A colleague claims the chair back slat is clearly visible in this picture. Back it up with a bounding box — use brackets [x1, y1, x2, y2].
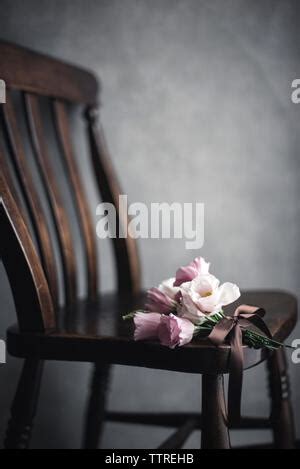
[1, 93, 59, 307]
[0, 154, 55, 332]
[85, 108, 141, 296]
[24, 93, 77, 305]
[53, 99, 98, 300]
[0, 41, 142, 333]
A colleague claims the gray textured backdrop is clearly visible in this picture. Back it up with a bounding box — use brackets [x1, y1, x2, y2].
[0, 0, 299, 448]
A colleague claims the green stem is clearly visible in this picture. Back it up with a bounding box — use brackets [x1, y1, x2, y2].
[122, 311, 138, 321]
[194, 314, 285, 351]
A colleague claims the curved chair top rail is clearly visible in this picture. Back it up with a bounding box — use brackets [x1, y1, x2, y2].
[0, 41, 99, 105]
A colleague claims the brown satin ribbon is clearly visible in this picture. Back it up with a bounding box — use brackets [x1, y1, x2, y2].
[208, 305, 272, 427]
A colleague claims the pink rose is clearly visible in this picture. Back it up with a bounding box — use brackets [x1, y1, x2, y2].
[134, 312, 161, 341]
[146, 278, 179, 313]
[133, 312, 195, 349]
[158, 314, 195, 349]
[174, 256, 210, 287]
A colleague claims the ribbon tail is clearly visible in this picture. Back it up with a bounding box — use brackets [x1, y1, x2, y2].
[208, 317, 235, 346]
[228, 324, 244, 427]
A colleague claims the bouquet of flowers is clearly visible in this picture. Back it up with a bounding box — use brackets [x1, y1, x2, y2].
[123, 256, 283, 351]
[124, 256, 289, 426]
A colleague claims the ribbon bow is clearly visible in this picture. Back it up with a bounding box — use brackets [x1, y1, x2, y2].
[208, 305, 272, 427]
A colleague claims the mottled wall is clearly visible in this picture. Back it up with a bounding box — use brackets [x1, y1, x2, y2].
[0, 0, 299, 448]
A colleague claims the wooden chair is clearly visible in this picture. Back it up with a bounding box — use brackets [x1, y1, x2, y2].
[0, 41, 297, 449]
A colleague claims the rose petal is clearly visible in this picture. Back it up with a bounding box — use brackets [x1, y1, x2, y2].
[174, 257, 210, 286]
[215, 282, 241, 307]
[158, 314, 195, 348]
[146, 288, 176, 313]
[134, 312, 161, 341]
[159, 278, 179, 300]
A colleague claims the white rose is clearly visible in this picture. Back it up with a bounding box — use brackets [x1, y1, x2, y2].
[158, 278, 180, 300]
[177, 273, 240, 323]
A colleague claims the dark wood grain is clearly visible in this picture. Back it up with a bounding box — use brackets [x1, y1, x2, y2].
[201, 374, 231, 449]
[82, 363, 111, 449]
[4, 359, 44, 449]
[6, 290, 297, 373]
[1, 92, 59, 307]
[0, 167, 55, 332]
[0, 41, 98, 105]
[267, 348, 296, 448]
[53, 99, 98, 300]
[85, 107, 141, 296]
[0, 40, 297, 449]
[24, 93, 77, 305]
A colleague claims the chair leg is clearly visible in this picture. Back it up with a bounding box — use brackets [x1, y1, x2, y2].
[4, 358, 44, 449]
[82, 362, 111, 449]
[201, 374, 231, 449]
[267, 348, 295, 449]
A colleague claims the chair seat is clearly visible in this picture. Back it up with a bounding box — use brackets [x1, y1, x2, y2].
[7, 290, 297, 374]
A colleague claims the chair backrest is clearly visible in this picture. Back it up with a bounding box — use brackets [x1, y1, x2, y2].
[0, 41, 141, 333]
